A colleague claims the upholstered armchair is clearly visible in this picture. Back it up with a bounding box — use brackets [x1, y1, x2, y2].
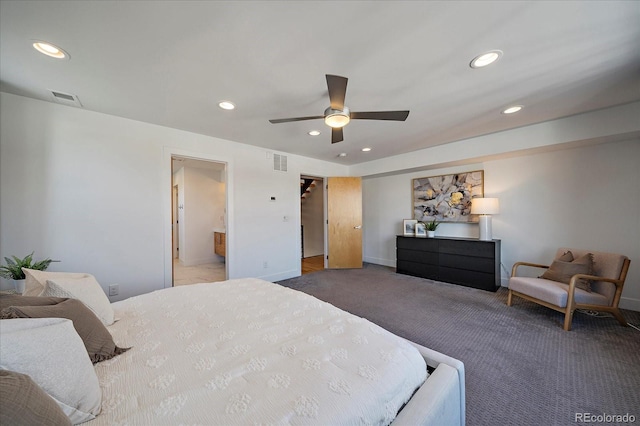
[507, 248, 630, 331]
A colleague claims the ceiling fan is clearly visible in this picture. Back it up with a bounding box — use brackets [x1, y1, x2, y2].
[269, 74, 410, 144]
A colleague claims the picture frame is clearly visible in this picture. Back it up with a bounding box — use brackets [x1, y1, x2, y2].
[403, 219, 417, 236]
[415, 221, 427, 237]
[412, 170, 484, 223]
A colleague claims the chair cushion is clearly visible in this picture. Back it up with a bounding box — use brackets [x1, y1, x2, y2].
[509, 276, 609, 308]
[540, 251, 593, 292]
[557, 248, 628, 304]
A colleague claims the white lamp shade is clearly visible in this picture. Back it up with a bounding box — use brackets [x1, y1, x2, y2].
[471, 198, 500, 215]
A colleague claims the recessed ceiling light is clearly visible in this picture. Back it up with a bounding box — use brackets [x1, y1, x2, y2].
[308, 130, 321, 136]
[362, 147, 372, 152]
[218, 101, 235, 110]
[32, 41, 69, 59]
[470, 50, 503, 68]
[502, 105, 523, 114]
[338, 153, 347, 157]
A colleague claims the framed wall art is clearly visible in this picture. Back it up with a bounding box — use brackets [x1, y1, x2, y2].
[403, 219, 417, 236]
[412, 170, 484, 223]
[415, 221, 427, 237]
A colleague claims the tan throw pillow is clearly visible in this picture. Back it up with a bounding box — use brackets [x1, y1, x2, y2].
[541, 252, 594, 292]
[42, 276, 114, 326]
[0, 318, 102, 424]
[21, 269, 91, 297]
[556, 250, 574, 262]
[0, 369, 72, 426]
[0, 298, 129, 363]
[0, 294, 64, 311]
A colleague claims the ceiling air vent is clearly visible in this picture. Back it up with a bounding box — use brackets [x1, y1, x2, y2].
[49, 90, 83, 108]
[273, 154, 288, 172]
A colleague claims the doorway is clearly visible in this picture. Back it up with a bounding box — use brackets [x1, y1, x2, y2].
[171, 156, 227, 285]
[300, 175, 325, 274]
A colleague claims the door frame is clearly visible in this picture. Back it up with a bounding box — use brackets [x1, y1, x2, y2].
[162, 147, 234, 288]
[299, 174, 327, 268]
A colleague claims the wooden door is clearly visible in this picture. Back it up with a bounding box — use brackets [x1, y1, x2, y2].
[327, 177, 362, 269]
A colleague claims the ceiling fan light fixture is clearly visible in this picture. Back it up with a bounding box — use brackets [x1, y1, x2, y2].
[32, 41, 69, 59]
[470, 50, 502, 68]
[324, 107, 350, 128]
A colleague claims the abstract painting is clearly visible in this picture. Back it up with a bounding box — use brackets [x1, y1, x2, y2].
[412, 171, 484, 222]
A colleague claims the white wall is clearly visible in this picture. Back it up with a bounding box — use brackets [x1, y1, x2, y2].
[2, 92, 638, 311]
[181, 165, 225, 266]
[301, 179, 324, 258]
[363, 139, 640, 310]
[0, 93, 348, 300]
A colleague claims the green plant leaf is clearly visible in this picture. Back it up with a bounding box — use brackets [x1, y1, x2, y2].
[0, 252, 58, 280]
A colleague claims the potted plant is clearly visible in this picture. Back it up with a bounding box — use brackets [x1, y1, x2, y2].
[0, 252, 59, 293]
[425, 219, 439, 238]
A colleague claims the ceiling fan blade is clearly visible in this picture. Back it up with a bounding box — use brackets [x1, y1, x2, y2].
[326, 74, 348, 110]
[269, 115, 324, 124]
[331, 127, 343, 144]
[350, 110, 410, 121]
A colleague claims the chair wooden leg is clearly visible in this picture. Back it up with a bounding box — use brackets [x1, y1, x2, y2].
[611, 309, 628, 326]
[507, 290, 513, 306]
[563, 309, 574, 331]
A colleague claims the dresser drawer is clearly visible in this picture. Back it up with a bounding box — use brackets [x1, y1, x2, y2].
[440, 253, 495, 273]
[439, 239, 495, 258]
[439, 267, 498, 291]
[397, 236, 439, 252]
[397, 248, 438, 265]
[397, 260, 439, 279]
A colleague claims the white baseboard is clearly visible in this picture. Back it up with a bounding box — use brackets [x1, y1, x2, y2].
[620, 297, 640, 312]
[257, 269, 300, 283]
[363, 256, 395, 267]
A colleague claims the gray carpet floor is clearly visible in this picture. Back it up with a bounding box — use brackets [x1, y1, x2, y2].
[277, 263, 640, 426]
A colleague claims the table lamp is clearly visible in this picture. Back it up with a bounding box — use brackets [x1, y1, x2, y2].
[471, 198, 499, 241]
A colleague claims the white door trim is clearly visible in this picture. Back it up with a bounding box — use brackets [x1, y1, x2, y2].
[162, 146, 234, 288]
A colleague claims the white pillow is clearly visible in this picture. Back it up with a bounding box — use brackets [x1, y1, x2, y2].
[0, 318, 102, 424]
[42, 276, 115, 326]
[22, 268, 91, 297]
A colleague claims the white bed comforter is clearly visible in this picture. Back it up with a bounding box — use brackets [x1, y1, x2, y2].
[92, 278, 427, 425]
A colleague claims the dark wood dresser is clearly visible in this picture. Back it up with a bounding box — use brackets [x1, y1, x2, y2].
[396, 235, 501, 291]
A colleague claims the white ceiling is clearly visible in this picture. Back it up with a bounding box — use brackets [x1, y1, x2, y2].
[1, 1, 639, 165]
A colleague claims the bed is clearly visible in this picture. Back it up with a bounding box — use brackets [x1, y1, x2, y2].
[1, 276, 465, 425]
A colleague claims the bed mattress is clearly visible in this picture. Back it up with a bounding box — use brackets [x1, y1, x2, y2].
[91, 278, 428, 425]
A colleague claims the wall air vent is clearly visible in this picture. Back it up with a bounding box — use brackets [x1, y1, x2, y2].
[49, 90, 83, 108]
[273, 153, 288, 172]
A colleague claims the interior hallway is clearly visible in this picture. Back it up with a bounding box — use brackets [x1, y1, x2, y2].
[302, 255, 324, 275]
